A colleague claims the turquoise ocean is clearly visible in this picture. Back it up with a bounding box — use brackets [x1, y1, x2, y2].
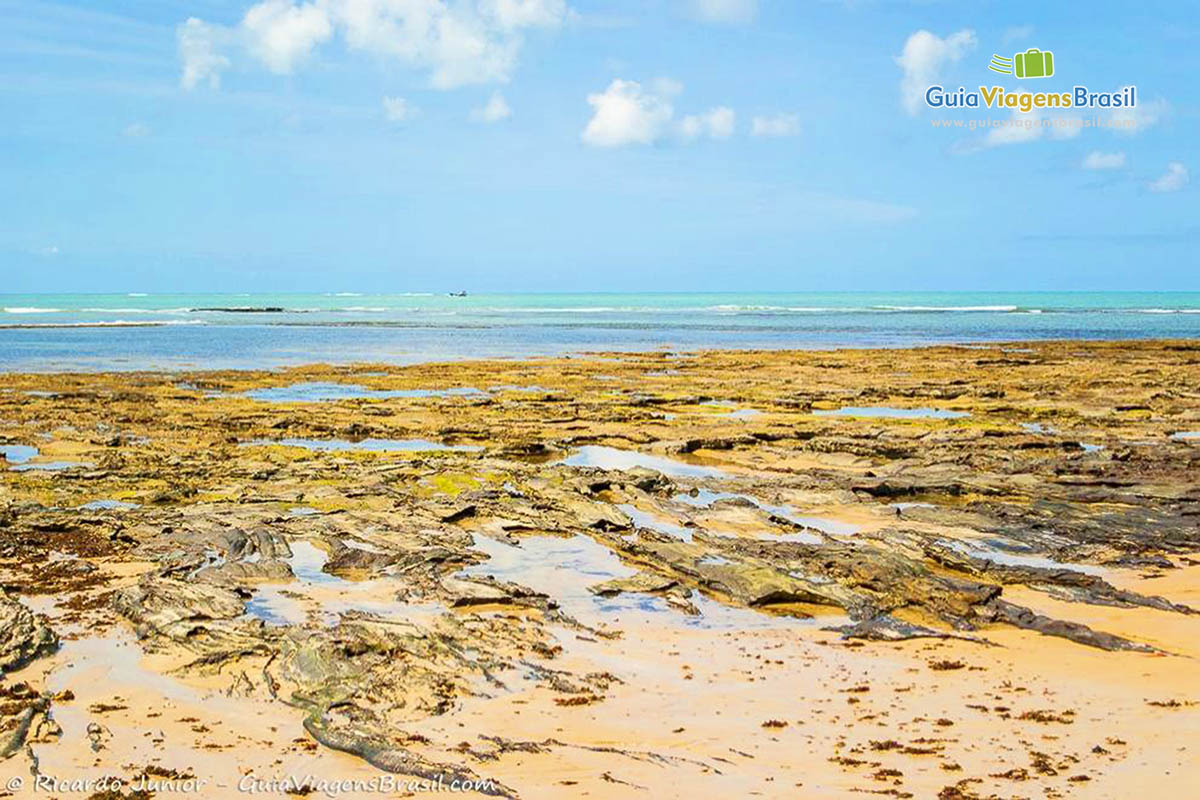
[1, 292, 1199, 372]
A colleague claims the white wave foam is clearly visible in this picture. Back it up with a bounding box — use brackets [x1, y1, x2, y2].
[490, 307, 636, 313]
[0, 319, 206, 328]
[3, 307, 62, 313]
[704, 305, 849, 313]
[488, 305, 842, 314]
[874, 305, 1020, 312]
[79, 307, 191, 314]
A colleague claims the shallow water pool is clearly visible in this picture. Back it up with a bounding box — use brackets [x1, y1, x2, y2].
[79, 499, 140, 511]
[12, 460, 90, 472]
[942, 539, 1106, 576]
[241, 437, 482, 453]
[674, 489, 859, 538]
[558, 446, 728, 478]
[0, 444, 38, 464]
[617, 504, 694, 542]
[814, 406, 970, 419]
[242, 382, 487, 402]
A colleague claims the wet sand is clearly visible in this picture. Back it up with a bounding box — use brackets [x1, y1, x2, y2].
[1, 340, 1198, 798]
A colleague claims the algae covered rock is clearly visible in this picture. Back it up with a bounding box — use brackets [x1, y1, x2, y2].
[0, 591, 58, 674]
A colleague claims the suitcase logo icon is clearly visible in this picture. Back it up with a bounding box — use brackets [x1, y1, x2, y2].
[988, 48, 1055, 79]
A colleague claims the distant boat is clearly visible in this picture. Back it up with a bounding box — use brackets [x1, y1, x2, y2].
[448, 291, 468, 297]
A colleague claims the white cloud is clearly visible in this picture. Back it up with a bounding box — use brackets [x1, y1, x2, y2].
[241, 0, 332, 74]
[896, 28, 976, 115]
[751, 113, 800, 138]
[179, 0, 568, 91]
[1110, 94, 1167, 136]
[980, 118, 1041, 148]
[688, 0, 757, 24]
[471, 91, 512, 123]
[1082, 150, 1125, 170]
[178, 17, 231, 89]
[581, 79, 675, 147]
[681, 106, 735, 140]
[329, 1, 515, 89]
[581, 79, 736, 147]
[1148, 161, 1188, 193]
[951, 90, 1081, 153]
[481, 0, 567, 30]
[1050, 122, 1082, 141]
[956, 87, 1169, 154]
[123, 122, 151, 138]
[967, 118, 1076, 151]
[382, 96, 416, 123]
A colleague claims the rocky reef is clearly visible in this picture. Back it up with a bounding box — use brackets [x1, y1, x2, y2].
[1, 340, 1198, 797]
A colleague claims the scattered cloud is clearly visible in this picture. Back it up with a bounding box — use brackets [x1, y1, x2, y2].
[34, 245, 59, 257]
[1110, 94, 1168, 136]
[950, 89, 1084, 154]
[1082, 150, 1125, 170]
[581, 79, 675, 147]
[751, 113, 800, 137]
[581, 79, 735, 147]
[123, 122, 151, 138]
[951, 86, 1170, 154]
[1148, 161, 1188, 193]
[896, 28, 976, 115]
[241, 0, 332, 73]
[565, 11, 634, 30]
[178, 17, 231, 89]
[178, 0, 568, 91]
[484, 0, 568, 29]
[681, 107, 735, 140]
[687, 0, 757, 25]
[1002, 24, 1034, 44]
[382, 96, 417, 123]
[471, 91, 512, 123]
[979, 120, 1041, 148]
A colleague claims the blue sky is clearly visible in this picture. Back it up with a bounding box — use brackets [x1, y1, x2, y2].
[1, 0, 1196, 292]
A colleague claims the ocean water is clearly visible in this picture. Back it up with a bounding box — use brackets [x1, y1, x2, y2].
[1, 292, 1198, 372]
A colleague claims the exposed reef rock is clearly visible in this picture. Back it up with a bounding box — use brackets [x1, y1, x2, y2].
[2, 340, 1199, 791]
[0, 592, 57, 674]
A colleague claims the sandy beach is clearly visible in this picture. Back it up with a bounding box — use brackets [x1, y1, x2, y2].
[1, 340, 1198, 799]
